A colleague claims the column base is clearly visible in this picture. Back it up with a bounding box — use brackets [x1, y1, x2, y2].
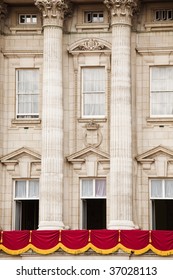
[108, 220, 137, 229]
[38, 221, 65, 230]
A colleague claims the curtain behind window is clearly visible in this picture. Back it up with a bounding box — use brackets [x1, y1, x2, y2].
[83, 67, 105, 116]
[17, 69, 39, 115]
[151, 67, 173, 116]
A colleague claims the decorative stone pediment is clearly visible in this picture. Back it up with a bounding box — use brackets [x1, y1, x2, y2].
[0, 147, 41, 176]
[68, 38, 111, 54]
[136, 145, 173, 175]
[136, 145, 173, 162]
[67, 146, 110, 176]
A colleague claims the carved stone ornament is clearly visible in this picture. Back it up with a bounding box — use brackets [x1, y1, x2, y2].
[0, 1, 7, 21]
[35, 0, 72, 21]
[78, 38, 106, 51]
[68, 38, 111, 54]
[104, 0, 139, 18]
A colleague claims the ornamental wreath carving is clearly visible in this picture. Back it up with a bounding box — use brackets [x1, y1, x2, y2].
[78, 39, 106, 51]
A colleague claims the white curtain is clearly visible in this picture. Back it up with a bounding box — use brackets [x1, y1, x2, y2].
[81, 179, 106, 197]
[165, 180, 173, 198]
[28, 180, 39, 198]
[15, 180, 39, 198]
[95, 179, 106, 197]
[151, 180, 162, 198]
[151, 66, 173, 116]
[17, 69, 39, 115]
[83, 67, 105, 116]
[81, 180, 93, 197]
[15, 181, 26, 198]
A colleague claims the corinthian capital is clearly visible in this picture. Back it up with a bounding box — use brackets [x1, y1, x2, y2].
[35, 0, 72, 26]
[104, 0, 140, 25]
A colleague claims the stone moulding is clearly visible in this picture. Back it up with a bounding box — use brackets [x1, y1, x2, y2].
[68, 38, 111, 54]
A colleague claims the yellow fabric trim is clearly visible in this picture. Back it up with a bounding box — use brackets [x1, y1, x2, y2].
[118, 244, 151, 255]
[0, 244, 31, 255]
[150, 245, 173, 256]
[1, 243, 173, 256]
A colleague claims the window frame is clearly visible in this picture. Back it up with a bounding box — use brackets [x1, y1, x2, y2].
[150, 66, 173, 118]
[14, 179, 39, 200]
[84, 11, 104, 23]
[16, 68, 39, 119]
[154, 9, 173, 21]
[81, 66, 106, 119]
[80, 178, 106, 199]
[19, 14, 38, 24]
[150, 179, 173, 200]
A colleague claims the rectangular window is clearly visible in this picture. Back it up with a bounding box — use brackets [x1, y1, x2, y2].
[81, 178, 106, 229]
[19, 14, 37, 24]
[81, 178, 106, 198]
[82, 67, 105, 118]
[150, 179, 173, 230]
[85, 12, 104, 23]
[155, 9, 173, 21]
[150, 66, 173, 117]
[14, 180, 39, 199]
[16, 69, 39, 118]
[14, 180, 39, 230]
[150, 179, 173, 199]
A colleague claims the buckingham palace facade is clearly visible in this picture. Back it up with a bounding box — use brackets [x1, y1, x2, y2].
[1, 0, 173, 259]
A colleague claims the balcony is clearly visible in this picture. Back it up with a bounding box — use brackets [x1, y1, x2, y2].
[1, 229, 173, 257]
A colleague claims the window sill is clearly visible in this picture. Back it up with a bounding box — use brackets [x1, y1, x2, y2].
[78, 118, 107, 123]
[10, 27, 42, 34]
[146, 117, 173, 124]
[11, 118, 41, 128]
[144, 22, 173, 31]
[76, 24, 109, 32]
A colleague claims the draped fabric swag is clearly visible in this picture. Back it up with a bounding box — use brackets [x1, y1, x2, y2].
[1, 230, 173, 256]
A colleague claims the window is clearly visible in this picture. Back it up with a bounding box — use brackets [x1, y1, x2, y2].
[14, 180, 39, 230]
[155, 9, 173, 21]
[82, 67, 105, 118]
[16, 69, 39, 118]
[19, 14, 37, 24]
[150, 179, 173, 230]
[81, 178, 106, 198]
[150, 66, 173, 117]
[85, 11, 104, 23]
[14, 180, 39, 199]
[81, 178, 106, 229]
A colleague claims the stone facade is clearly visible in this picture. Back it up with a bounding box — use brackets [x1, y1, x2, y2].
[0, 0, 173, 244]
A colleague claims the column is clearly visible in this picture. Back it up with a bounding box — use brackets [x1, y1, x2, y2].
[104, 0, 139, 229]
[35, 0, 70, 229]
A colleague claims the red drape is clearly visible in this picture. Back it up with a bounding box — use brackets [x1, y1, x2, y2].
[1, 230, 173, 256]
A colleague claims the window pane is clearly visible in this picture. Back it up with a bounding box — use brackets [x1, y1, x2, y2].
[15, 181, 26, 198]
[151, 180, 162, 198]
[95, 179, 106, 197]
[165, 180, 173, 198]
[17, 69, 39, 116]
[28, 181, 39, 198]
[81, 180, 93, 197]
[151, 67, 173, 116]
[82, 67, 105, 116]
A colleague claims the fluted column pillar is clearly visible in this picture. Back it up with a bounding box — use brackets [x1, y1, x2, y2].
[104, 0, 139, 229]
[35, 0, 70, 229]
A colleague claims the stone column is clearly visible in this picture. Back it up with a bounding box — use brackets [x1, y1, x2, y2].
[35, 0, 70, 229]
[104, 0, 139, 229]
